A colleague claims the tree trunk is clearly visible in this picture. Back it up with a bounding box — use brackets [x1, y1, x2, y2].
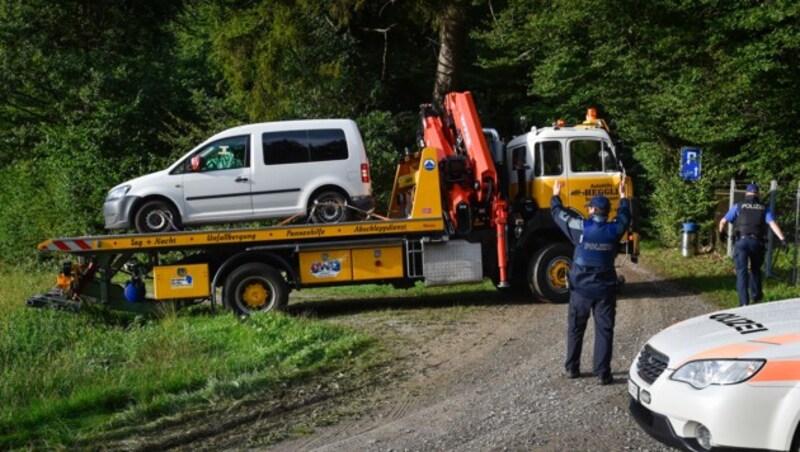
[432, 2, 468, 103]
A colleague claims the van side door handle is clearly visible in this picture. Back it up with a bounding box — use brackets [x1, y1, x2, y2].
[235, 176, 249, 183]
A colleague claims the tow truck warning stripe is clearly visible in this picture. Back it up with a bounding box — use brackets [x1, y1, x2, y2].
[53, 241, 71, 251]
[49, 240, 92, 251]
[750, 360, 800, 382]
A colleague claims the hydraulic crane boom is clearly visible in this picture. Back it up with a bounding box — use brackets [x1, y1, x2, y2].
[420, 92, 509, 286]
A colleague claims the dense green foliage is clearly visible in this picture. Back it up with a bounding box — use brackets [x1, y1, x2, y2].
[0, 267, 378, 448]
[477, 0, 800, 242]
[1, 0, 799, 258]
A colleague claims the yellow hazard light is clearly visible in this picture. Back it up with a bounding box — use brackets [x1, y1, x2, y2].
[556, 119, 566, 128]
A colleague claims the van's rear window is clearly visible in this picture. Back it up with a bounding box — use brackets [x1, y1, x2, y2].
[263, 129, 348, 165]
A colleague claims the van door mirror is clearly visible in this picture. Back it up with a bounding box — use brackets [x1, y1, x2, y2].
[190, 155, 202, 172]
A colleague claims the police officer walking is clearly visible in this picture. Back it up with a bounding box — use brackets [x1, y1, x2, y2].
[551, 180, 630, 385]
[718, 183, 788, 306]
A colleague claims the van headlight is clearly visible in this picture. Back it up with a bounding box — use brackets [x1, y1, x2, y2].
[671, 359, 765, 389]
[106, 185, 131, 201]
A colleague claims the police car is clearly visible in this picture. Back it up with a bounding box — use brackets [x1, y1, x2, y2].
[628, 299, 800, 451]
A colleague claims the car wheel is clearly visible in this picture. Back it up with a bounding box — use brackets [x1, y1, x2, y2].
[527, 242, 573, 303]
[134, 200, 182, 233]
[309, 190, 350, 223]
[223, 263, 288, 316]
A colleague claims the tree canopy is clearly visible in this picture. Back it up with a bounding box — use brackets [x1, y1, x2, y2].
[1, 0, 798, 261]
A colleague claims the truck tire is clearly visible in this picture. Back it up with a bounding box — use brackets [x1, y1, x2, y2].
[134, 200, 182, 233]
[223, 263, 288, 315]
[528, 242, 572, 303]
[309, 190, 350, 224]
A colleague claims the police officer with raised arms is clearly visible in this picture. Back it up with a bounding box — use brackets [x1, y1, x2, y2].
[718, 183, 788, 306]
[551, 180, 630, 385]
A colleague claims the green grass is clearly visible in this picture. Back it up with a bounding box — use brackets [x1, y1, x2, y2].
[0, 266, 383, 449]
[640, 240, 800, 308]
[15, 241, 796, 448]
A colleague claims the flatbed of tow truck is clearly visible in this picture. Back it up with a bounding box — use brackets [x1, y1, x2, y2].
[38, 216, 446, 254]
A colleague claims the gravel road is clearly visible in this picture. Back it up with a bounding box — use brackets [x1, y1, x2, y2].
[271, 260, 714, 451]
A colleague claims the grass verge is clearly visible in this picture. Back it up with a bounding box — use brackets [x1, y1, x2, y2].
[0, 266, 385, 449]
[640, 241, 800, 308]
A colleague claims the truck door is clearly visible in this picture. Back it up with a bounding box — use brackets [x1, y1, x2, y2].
[528, 140, 565, 209]
[182, 135, 253, 222]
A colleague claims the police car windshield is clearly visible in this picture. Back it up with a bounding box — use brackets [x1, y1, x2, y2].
[570, 140, 618, 173]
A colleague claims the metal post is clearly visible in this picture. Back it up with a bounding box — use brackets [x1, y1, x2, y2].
[727, 179, 735, 257]
[766, 180, 777, 277]
[794, 181, 799, 285]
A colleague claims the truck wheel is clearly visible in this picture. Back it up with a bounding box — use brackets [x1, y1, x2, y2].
[134, 200, 182, 233]
[223, 263, 288, 315]
[528, 242, 572, 303]
[309, 190, 349, 223]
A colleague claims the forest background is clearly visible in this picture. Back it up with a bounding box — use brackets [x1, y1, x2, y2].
[1, 0, 799, 263]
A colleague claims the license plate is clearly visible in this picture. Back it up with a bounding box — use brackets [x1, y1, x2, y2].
[628, 378, 639, 401]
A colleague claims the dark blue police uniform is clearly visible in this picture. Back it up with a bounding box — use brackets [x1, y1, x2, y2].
[722, 194, 775, 306]
[551, 194, 631, 382]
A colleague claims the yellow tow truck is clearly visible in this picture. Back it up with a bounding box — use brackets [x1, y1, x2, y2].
[28, 94, 638, 315]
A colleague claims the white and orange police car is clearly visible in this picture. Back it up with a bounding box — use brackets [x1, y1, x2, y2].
[628, 299, 800, 451]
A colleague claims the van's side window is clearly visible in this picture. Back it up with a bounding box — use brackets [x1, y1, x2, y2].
[535, 141, 563, 176]
[262, 131, 306, 165]
[195, 136, 249, 173]
[309, 130, 348, 162]
[263, 129, 348, 165]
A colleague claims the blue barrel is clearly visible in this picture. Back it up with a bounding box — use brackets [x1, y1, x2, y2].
[681, 222, 699, 257]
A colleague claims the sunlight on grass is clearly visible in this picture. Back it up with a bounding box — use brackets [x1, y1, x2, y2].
[640, 241, 800, 308]
[0, 266, 382, 449]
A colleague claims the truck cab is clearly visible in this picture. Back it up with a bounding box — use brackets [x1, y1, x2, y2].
[505, 111, 630, 218]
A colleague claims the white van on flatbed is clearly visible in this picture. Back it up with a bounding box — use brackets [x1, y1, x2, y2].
[103, 119, 373, 233]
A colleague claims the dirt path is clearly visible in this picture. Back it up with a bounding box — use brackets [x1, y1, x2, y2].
[122, 260, 713, 451]
[257, 261, 713, 451]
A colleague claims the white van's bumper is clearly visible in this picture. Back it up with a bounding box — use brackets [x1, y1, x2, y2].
[103, 196, 138, 229]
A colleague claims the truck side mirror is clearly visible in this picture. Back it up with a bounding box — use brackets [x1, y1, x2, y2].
[614, 139, 625, 156]
[511, 147, 528, 171]
[191, 155, 202, 172]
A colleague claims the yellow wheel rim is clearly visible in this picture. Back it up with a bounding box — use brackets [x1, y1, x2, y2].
[242, 282, 269, 308]
[548, 259, 569, 291]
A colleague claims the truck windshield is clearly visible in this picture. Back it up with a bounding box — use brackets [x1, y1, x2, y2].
[570, 140, 617, 173]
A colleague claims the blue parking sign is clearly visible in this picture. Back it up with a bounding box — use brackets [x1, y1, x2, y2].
[680, 147, 701, 180]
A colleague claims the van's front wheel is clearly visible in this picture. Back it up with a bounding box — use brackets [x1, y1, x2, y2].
[309, 190, 349, 223]
[134, 200, 182, 233]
